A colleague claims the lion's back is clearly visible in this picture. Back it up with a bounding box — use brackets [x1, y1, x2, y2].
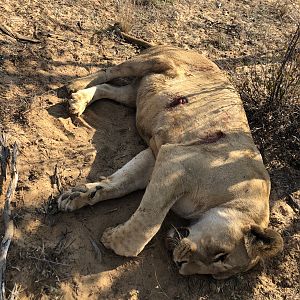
[135, 48, 249, 149]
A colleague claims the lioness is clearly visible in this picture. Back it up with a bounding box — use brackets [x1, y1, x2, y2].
[58, 46, 283, 279]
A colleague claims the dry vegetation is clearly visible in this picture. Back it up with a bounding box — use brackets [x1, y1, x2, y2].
[233, 25, 300, 172]
[0, 0, 299, 299]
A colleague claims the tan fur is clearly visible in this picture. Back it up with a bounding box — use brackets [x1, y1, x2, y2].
[58, 46, 283, 279]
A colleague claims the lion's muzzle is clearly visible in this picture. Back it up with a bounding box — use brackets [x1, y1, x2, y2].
[165, 227, 190, 252]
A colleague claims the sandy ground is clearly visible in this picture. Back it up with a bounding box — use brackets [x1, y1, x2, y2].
[0, 0, 299, 299]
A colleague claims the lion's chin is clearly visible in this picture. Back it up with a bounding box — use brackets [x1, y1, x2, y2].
[212, 272, 235, 280]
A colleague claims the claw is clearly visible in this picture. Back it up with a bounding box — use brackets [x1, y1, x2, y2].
[61, 193, 71, 201]
[69, 192, 81, 200]
[71, 186, 88, 193]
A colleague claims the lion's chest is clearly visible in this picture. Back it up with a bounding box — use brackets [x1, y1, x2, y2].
[171, 195, 201, 218]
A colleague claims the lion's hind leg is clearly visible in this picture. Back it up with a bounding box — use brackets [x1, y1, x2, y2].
[65, 50, 178, 94]
[58, 148, 155, 211]
[69, 83, 137, 116]
[65, 70, 107, 94]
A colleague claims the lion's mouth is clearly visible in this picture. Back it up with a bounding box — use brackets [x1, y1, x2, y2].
[165, 227, 190, 252]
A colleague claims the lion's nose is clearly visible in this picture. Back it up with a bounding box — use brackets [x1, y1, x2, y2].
[177, 227, 190, 238]
[176, 260, 188, 268]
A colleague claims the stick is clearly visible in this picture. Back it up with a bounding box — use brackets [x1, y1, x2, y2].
[52, 164, 62, 193]
[113, 23, 155, 49]
[0, 140, 18, 300]
[104, 208, 118, 215]
[88, 237, 103, 262]
[27, 256, 70, 267]
[45, 32, 83, 46]
[0, 23, 40, 43]
[0, 134, 9, 195]
[71, 115, 93, 130]
[286, 194, 300, 212]
[8, 283, 22, 300]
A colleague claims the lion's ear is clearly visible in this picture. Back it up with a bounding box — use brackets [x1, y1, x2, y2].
[244, 225, 283, 259]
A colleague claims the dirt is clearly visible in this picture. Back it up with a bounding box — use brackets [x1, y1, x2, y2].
[0, 0, 299, 299]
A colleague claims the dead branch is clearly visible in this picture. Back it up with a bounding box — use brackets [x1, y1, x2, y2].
[45, 32, 83, 46]
[113, 23, 155, 49]
[88, 237, 103, 262]
[104, 208, 118, 214]
[0, 23, 40, 43]
[71, 115, 93, 130]
[286, 194, 300, 212]
[0, 139, 18, 300]
[50, 164, 63, 193]
[0, 135, 9, 195]
[27, 256, 70, 267]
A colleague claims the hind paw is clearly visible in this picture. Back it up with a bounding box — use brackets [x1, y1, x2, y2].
[68, 90, 92, 116]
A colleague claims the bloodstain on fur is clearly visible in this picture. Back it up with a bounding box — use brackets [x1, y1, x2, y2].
[186, 131, 226, 146]
[198, 130, 225, 144]
[166, 95, 189, 109]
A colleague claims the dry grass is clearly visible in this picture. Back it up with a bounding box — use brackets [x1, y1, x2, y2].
[0, 98, 30, 128]
[116, 0, 138, 33]
[115, 0, 175, 34]
[234, 25, 300, 171]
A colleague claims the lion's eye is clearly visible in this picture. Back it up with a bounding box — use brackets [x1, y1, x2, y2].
[213, 253, 228, 263]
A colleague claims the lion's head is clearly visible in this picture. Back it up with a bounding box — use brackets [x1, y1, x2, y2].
[166, 210, 283, 279]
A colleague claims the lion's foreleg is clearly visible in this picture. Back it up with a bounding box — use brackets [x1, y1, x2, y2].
[101, 146, 186, 257]
[58, 148, 155, 211]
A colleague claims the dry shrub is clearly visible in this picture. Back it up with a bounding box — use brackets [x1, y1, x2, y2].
[115, 0, 175, 33]
[275, 0, 300, 20]
[235, 25, 300, 171]
[0, 96, 30, 128]
[115, 0, 138, 33]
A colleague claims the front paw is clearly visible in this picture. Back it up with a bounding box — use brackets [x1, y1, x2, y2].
[58, 184, 95, 212]
[101, 226, 142, 257]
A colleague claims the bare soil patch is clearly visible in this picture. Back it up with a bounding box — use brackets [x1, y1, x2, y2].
[0, 0, 299, 299]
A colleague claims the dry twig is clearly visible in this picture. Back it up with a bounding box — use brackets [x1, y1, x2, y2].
[0, 136, 9, 196]
[113, 23, 155, 48]
[27, 256, 70, 267]
[88, 237, 103, 262]
[0, 23, 40, 43]
[71, 115, 93, 130]
[7, 283, 23, 300]
[51, 164, 63, 193]
[44, 32, 83, 46]
[0, 136, 18, 300]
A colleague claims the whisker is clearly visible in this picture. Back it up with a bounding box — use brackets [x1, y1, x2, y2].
[171, 224, 183, 240]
